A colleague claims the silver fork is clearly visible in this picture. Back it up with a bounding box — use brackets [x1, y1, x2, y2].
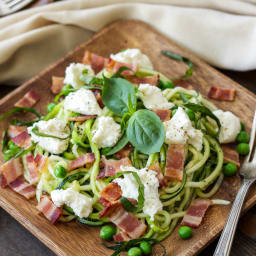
[0, 0, 34, 16]
[214, 109, 256, 256]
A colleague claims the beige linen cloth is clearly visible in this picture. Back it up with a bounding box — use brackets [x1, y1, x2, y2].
[1, 0, 256, 85]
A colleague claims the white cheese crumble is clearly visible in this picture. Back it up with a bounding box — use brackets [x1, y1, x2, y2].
[213, 110, 241, 143]
[92, 116, 121, 148]
[64, 63, 94, 89]
[51, 188, 93, 218]
[138, 84, 174, 110]
[114, 166, 162, 220]
[164, 107, 203, 151]
[28, 118, 70, 154]
[64, 88, 102, 116]
[110, 48, 153, 70]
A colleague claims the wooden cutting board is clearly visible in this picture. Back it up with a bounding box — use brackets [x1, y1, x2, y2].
[0, 19, 256, 256]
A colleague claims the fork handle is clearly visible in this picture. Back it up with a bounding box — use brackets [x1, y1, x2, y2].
[213, 179, 254, 256]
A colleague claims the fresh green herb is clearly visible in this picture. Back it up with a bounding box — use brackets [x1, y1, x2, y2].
[56, 172, 87, 190]
[161, 50, 193, 79]
[184, 103, 221, 129]
[127, 110, 165, 154]
[32, 126, 69, 140]
[0, 107, 41, 122]
[3, 141, 22, 162]
[185, 109, 195, 121]
[47, 103, 56, 113]
[77, 217, 104, 226]
[102, 77, 136, 116]
[103, 133, 129, 156]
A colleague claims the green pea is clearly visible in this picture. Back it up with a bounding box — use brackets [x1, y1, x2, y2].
[185, 109, 195, 121]
[172, 109, 177, 117]
[54, 165, 67, 178]
[127, 247, 142, 256]
[47, 103, 56, 113]
[178, 226, 192, 240]
[100, 225, 116, 241]
[139, 241, 152, 255]
[237, 143, 250, 156]
[223, 162, 238, 177]
[236, 131, 250, 143]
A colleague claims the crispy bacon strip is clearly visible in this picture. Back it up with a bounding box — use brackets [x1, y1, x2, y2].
[14, 89, 40, 108]
[99, 201, 121, 218]
[148, 161, 168, 187]
[222, 145, 240, 167]
[11, 131, 31, 148]
[51, 76, 65, 95]
[107, 59, 137, 76]
[108, 205, 147, 239]
[26, 154, 46, 184]
[98, 157, 132, 179]
[175, 80, 194, 90]
[152, 109, 171, 122]
[126, 74, 159, 86]
[37, 196, 62, 224]
[114, 231, 130, 242]
[114, 144, 133, 159]
[68, 115, 97, 122]
[0, 158, 23, 187]
[165, 144, 185, 181]
[181, 198, 212, 228]
[9, 177, 36, 199]
[82, 51, 109, 73]
[208, 86, 235, 101]
[67, 153, 95, 171]
[100, 182, 122, 202]
[8, 125, 27, 138]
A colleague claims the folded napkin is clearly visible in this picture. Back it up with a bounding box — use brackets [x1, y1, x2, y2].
[1, 0, 256, 85]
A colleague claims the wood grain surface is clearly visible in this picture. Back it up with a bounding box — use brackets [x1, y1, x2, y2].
[0, 19, 256, 256]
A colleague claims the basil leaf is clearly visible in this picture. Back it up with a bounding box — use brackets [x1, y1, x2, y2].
[127, 110, 165, 154]
[32, 126, 69, 140]
[0, 107, 41, 121]
[184, 103, 221, 129]
[104, 133, 129, 156]
[161, 50, 193, 79]
[102, 77, 136, 116]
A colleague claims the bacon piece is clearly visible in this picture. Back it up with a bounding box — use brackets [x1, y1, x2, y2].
[175, 80, 194, 90]
[67, 153, 95, 171]
[114, 231, 130, 242]
[7, 125, 27, 138]
[100, 182, 122, 202]
[148, 161, 168, 187]
[98, 157, 132, 179]
[108, 205, 147, 239]
[14, 89, 40, 108]
[126, 74, 159, 86]
[11, 131, 31, 148]
[107, 60, 137, 76]
[181, 198, 212, 228]
[82, 51, 109, 73]
[222, 145, 240, 167]
[93, 90, 104, 108]
[26, 154, 46, 184]
[68, 115, 97, 122]
[165, 144, 185, 181]
[0, 158, 23, 187]
[99, 201, 121, 218]
[9, 177, 36, 199]
[114, 144, 133, 159]
[152, 109, 171, 122]
[208, 86, 235, 101]
[51, 76, 64, 95]
[37, 196, 62, 224]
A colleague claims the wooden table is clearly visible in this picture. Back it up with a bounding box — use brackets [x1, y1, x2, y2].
[0, 68, 256, 255]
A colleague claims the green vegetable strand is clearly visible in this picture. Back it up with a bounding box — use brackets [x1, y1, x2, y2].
[0, 107, 41, 121]
[32, 126, 69, 140]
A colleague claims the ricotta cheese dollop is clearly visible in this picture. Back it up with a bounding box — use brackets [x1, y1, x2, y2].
[110, 48, 153, 70]
[164, 107, 203, 151]
[213, 109, 241, 143]
[64, 63, 94, 89]
[64, 88, 102, 116]
[28, 118, 70, 154]
[114, 166, 162, 220]
[51, 188, 93, 218]
[92, 116, 121, 148]
[138, 83, 174, 110]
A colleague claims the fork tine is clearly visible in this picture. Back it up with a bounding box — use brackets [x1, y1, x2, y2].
[245, 109, 256, 162]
